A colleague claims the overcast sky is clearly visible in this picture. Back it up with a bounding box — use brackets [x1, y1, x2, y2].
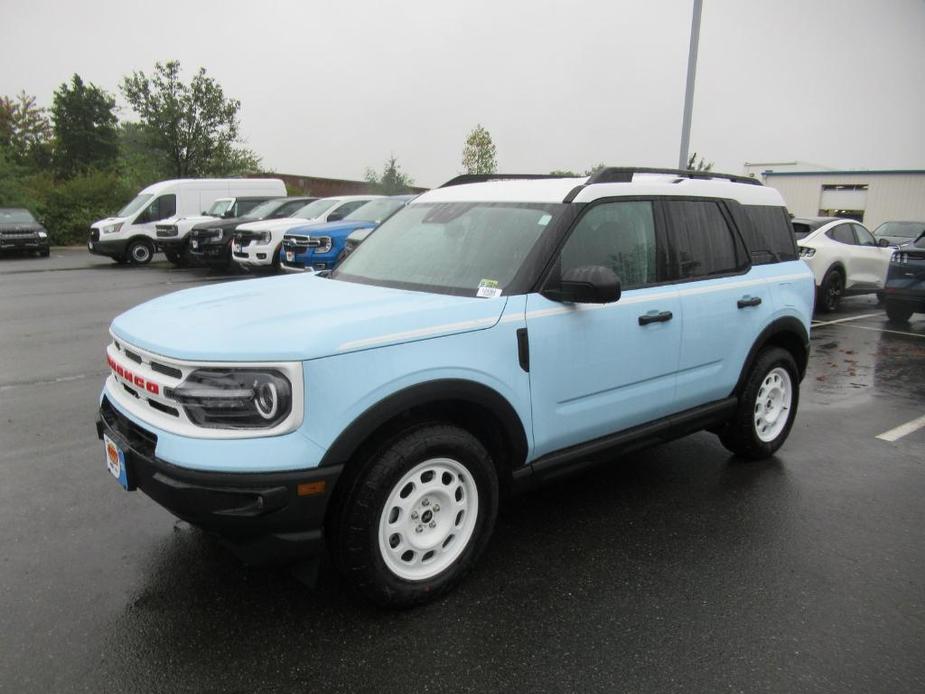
[1, 0, 923, 187]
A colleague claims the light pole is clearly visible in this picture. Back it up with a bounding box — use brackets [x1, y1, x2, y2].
[678, 0, 703, 170]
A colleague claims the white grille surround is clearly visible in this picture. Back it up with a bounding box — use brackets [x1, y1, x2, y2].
[105, 334, 304, 439]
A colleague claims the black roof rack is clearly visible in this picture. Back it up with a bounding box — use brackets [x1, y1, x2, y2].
[439, 174, 574, 188]
[586, 167, 763, 186]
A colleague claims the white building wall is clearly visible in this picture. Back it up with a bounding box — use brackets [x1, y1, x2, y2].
[763, 173, 925, 230]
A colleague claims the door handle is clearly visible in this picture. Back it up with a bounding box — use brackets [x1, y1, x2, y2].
[737, 296, 762, 309]
[638, 310, 673, 326]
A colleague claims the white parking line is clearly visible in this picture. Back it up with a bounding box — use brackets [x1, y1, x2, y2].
[812, 312, 882, 326]
[827, 323, 925, 339]
[876, 414, 925, 442]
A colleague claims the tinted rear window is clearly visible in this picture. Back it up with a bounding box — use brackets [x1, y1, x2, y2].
[740, 205, 799, 263]
[664, 200, 742, 279]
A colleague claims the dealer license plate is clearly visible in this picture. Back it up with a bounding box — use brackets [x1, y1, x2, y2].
[286, 251, 294, 262]
[191, 240, 199, 249]
[88, 241, 94, 250]
[103, 434, 130, 490]
[233, 243, 242, 253]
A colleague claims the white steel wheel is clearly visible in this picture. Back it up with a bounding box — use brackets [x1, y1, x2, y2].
[753, 367, 793, 443]
[377, 457, 479, 582]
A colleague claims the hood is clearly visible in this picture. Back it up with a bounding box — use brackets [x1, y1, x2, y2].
[91, 216, 126, 229]
[193, 216, 251, 231]
[110, 274, 508, 362]
[877, 234, 915, 247]
[286, 219, 374, 238]
[160, 214, 216, 226]
[0, 222, 44, 232]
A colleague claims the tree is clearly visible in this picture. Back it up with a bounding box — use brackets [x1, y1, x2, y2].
[51, 74, 119, 178]
[687, 151, 713, 172]
[461, 124, 497, 175]
[0, 91, 52, 168]
[549, 163, 607, 177]
[120, 60, 257, 177]
[365, 155, 414, 194]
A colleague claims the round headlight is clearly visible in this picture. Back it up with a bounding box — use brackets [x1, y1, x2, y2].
[254, 381, 279, 420]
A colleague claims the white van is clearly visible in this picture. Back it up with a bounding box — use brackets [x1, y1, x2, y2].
[88, 178, 286, 264]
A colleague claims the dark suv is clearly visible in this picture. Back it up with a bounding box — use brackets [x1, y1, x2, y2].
[0, 208, 50, 257]
[883, 232, 925, 323]
[188, 197, 317, 270]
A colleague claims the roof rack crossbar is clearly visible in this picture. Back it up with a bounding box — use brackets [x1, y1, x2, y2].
[585, 167, 763, 186]
[439, 174, 574, 188]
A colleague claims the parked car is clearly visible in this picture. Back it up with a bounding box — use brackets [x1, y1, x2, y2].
[156, 195, 284, 265]
[883, 232, 925, 323]
[280, 195, 413, 272]
[96, 167, 813, 608]
[88, 178, 285, 265]
[232, 195, 381, 271]
[793, 216, 893, 312]
[872, 220, 925, 248]
[0, 208, 49, 257]
[188, 197, 317, 271]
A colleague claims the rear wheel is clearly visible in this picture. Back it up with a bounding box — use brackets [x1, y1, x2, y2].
[719, 347, 799, 460]
[885, 300, 913, 324]
[330, 424, 499, 608]
[127, 239, 155, 265]
[164, 250, 184, 266]
[816, 268, 844, 313]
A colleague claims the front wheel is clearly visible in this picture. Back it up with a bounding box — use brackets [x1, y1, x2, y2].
[127, 239, 155, 265]
[719, 347, 800, 460]
[330, 424, 499, 608]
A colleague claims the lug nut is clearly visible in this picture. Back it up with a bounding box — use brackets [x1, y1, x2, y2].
[411, 511, 419, 520]
[422, 498, 430, 506]
[415, 525, 423, 533]
[429, 521, 436, 528]
[433, 504, 440, 512]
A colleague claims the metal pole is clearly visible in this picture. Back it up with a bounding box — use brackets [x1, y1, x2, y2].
[678, 0, 703, 170]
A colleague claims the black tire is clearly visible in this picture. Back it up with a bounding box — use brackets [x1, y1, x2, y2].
[719, 347, 800, 460]
[330, 424, 499, 608]
[164, 250, 184, 266]
[885, 300, 914, 324]
[112, 256, 129, 264]
[127, 239, 155, 265]
[816, 268, 844, 313]
[271, 242, 283, 272]
[39, 248, 50, 258]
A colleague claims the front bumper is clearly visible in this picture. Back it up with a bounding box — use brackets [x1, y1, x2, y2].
[96, 395, 341, 562]
[88, 236, 129, 258]
[232, 241, 275, 266]
[1, 235, 49, 252]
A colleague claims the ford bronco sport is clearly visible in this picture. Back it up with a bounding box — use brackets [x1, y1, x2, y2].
[96, 168, 813, 607]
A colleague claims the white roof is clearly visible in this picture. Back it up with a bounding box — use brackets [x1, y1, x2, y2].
[414, 173, 784, 207]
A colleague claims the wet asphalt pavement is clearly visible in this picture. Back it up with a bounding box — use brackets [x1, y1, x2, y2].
[1, 249, 923, 693]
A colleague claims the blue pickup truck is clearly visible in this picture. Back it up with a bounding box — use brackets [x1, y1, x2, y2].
[96, 169, 813, 608]
[280, 195, 413, 272]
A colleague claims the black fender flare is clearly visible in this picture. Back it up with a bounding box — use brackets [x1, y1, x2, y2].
[318, 379, 529, 470]
[732, 317, 810, 395]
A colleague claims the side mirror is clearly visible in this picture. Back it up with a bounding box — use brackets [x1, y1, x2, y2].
[223, 210, 236, 218]
[878, 237, 891, 247]
[543, 265, 622, 304]
[327, 211, 345, 222]
[202, 210, 208, 216]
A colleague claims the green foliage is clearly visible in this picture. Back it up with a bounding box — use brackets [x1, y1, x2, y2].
[41, 170, 135, 245]
[461, 124, 497, 175]
[365, 155, 414, 194]
[687, 152, 713, 171]
[51, 75, 119, 178]
[121, 60, 256, 177]
[116, 122, 172, 189]
[0, 91, 53, 168]
[550, 163, 607, 177]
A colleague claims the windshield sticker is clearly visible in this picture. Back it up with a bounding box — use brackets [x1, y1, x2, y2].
[538, 213, 552, 226]
[476, 279, 502, 299]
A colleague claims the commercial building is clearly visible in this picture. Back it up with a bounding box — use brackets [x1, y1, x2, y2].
[744, 164, 925, 230]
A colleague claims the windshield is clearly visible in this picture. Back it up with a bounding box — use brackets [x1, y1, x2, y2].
[117, 193, 153, 218]
[333, 202, 565, 296]
[242, 199, 280, 220]
[875, 221, 925, 239]
[293, 198, 338, 219]
[344, 198, 405, 223]
[0, 208, 37, 224]
[206, 199, 234, 216]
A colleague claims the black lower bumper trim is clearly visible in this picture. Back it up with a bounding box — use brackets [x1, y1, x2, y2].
[96, 402, 341, 559]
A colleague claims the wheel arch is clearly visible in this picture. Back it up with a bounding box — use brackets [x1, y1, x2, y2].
[319, 378, 529, 486]
[732, 317, 810, 395]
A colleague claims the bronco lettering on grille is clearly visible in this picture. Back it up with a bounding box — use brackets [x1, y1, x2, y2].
[107, 354, 161, 395]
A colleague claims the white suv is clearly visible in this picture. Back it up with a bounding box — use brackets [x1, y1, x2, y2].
[233, 196, 381, 271]
[793, 217, 893, 312]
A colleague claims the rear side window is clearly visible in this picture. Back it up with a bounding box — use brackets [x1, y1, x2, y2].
[235, 200, 262, 217]
[560, 201, 658, 290]
[664, 200, 742, 279]
[136, 194, 176, 224]
[827, 224, 856, 245]
[852, 224, 876, 247]
[741, 205, 799, 263]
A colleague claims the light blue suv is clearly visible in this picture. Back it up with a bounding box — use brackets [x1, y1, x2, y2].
[95, 168, 814, 607]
